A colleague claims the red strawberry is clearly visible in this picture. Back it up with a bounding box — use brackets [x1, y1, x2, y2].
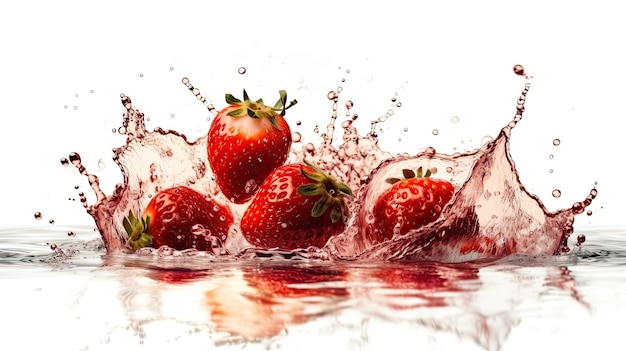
[207, 90, 296, 204]
[371, 167, 454, 243]
[123, 186, 233, 251]
[240, 161, 354, 250]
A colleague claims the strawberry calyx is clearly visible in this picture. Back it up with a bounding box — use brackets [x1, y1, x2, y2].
[385, 166, 432, 185]
[123, 210, 153, 250]
[225, 89, 298, 129]
[297, 160, 354, 223]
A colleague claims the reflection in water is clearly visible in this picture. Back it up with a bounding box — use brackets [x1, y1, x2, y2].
[101, 255, 587, 350]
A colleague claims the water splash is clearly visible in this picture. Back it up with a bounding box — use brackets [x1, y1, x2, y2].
[66, 77, 596, 262]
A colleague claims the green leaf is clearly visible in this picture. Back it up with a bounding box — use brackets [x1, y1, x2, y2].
[337, 183, 354, 197]
[403, 169, 416, 179]
[330, 206, 342, 223]
[274, 90, 288, 115]
[122, 216, 132, 235]
[247, 108, 256, 118]
[297, 183, 321, 196]
[300, 168, 325, 183]
[385, 177, 402, 184]
[225, 94, 241, 105]
[311, 197, 331, 218]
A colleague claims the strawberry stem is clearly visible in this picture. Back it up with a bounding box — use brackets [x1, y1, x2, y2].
[224, 89, 297, 127]
[123, 210, 153, 250]
[297, 160, 354, 223]
[386, 166, 432, 184]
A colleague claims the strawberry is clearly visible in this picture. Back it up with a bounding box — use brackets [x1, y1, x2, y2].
[123, 186, 233, 251]
[240, 161, 354, 250]
[207, 90, 296, 204]
[371, 167, 454, 243]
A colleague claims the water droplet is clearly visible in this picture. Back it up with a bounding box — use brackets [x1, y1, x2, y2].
[586, 210, 593, 216]
[34, 212, 42, 220]
[576, 234, 586, 246]
[111, 128, 117, 133]
[432, 129, 439, 135]
[513, 64, 525, 76]
[98, 159, 106, 169]
[548, 154, 554, 159]
[170, 114, 175, 118]
[451, 116, 460, 123]
[446, 167, 453, 173]
[552, 189, 561, 198]
[74, 185, 80, 189]
[60, 158, 69, 167]
[403, 127, 408, 132]
[292, 132, 302, 142]
[90, 89, 94, 93]
[63, 105, 68, 109]
[50, 243, 57, 250]
[553, 138, 561, 146]
[346, 69, 350, 74]
[391, 97, 397, 103]
[396, 102, 402, 107]
[169, 67, 174, 71]
[69, 152, 82, 165]
[345, 100, 354, 109]
[327, 91, 338, 100]
[238, 67, 246, 74]
[549, 169, 554, 173]
[139, 73, 144, 77]
[67, 231, 76, 237]
[296, 120, 302, 126]
[73, 106, 78, 110]
[314, 126, 320, 133]
[48, 219, 55, 224]
[481, 135, 494, 144]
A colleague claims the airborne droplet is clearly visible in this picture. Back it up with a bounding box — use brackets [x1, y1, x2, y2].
[292, 132, 302, 142]
[552, 189, 562, 198]
[34, 212, 42, 220]
[238, 67, 247, 74]
[513, 64, 525, 76]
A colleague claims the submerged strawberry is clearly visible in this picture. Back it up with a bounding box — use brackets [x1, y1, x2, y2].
[207, 90, 296, 204]
[123, 186, 233, 252]
[370, 167, 455, 243]
[240, 161, 354, 250]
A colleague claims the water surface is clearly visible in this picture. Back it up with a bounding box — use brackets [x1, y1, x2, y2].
[1, 225, 624, 350]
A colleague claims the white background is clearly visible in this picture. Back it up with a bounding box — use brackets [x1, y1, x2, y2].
[1, 0, 624, 228]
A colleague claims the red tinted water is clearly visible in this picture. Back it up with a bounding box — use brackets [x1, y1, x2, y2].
[67, 75, 596, 262]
